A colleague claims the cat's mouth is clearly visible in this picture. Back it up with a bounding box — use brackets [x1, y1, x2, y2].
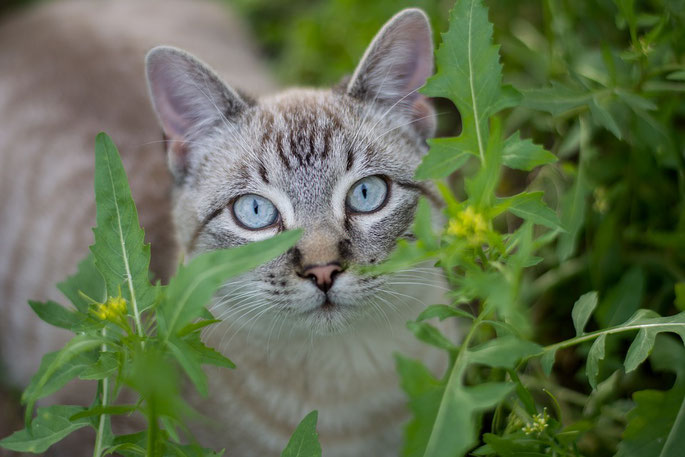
[320, 299, 335, 310]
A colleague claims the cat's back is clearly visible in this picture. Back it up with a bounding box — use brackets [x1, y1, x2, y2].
[0, 0, 275, 388]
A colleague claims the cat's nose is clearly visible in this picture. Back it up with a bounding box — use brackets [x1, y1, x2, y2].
[301, 263, 343, 292]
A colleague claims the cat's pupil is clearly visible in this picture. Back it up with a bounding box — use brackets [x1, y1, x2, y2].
[361, 184, 368, 199]
[252, 199, 259, 215]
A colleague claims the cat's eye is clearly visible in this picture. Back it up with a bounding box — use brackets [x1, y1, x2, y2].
[346, 175, 389, 213]
[232, 194, 279, 230]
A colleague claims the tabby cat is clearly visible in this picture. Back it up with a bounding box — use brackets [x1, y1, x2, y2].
[0, 1, 447, 455]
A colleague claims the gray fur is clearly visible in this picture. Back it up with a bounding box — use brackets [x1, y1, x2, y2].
[146, 8, 437, 336]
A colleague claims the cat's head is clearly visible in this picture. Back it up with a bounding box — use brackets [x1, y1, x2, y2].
[146, 9, 437, 335]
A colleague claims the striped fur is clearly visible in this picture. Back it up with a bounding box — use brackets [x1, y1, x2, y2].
[0, 3, 450, 456]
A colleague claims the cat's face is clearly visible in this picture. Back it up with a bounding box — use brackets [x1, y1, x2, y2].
[147, 9, 436, 335]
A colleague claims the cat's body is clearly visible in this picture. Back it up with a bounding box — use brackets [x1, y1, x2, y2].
[0, 1, 448, 456]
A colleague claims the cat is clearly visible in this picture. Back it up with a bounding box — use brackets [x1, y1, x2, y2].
[0, 1, 449, 456]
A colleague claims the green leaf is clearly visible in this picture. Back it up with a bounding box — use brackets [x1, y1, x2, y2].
[423, 381, 514, 457]
[622, 310, 685, 373]
[468, 336, 542, 369]
[396, 356, 445, 457]
[416, 305, 474, 322]
[159, 230, 301, 337]
[675, 283, 685, 312]
[281, 411, 322, 457]
[0, 405, 90, 453]
[28, 300, 83, 330]
[185, 336, 236, 369]
[69, 404, 138, 420]
[666, 70, 685, 81]
[496, 192, 563, 230]
[571, 291, 599, 336]
[406, 321, 457, 352]
[91, 132, 154, 333]
[79, 351, 118, 380]
[415, 138, 471, 180]
[22, 335, 103, 421]
[422, 0, 503, 163]
[587, 334, 606, 389]
[413, 199, 439, 250]
[540, 350, 556, 376]
[501, 132, 557, 171]
[617, 337, 685, 457]
[521, 82, 591, 116]
[589, 96, 622, 139]
[557, 120, 590, 261]
[57, 253, 106, 313]
[168, 338, 208, 396]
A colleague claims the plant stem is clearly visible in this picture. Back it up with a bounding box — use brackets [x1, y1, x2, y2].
[146, 400, 159, 457]
[527, 320, 685, 363]
[93, 330, 108, 457]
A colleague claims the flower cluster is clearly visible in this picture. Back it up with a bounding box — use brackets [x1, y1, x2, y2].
[447, 206, 489, 246]
[522, 408, 550, 435]
[93, 296, 128, 322]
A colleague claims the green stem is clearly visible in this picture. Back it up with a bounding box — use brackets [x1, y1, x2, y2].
[530, 321, 685, 362]
[92, 330, 108, 457]
[146, 400, 159, 457]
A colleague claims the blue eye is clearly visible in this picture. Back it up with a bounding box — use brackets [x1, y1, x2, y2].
[346, 176, 388, 213]
[233, 194, 279, 229]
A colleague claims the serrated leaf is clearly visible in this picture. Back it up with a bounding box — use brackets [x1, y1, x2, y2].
[0, 405, 90, 453]
[415, 138, 471, 180]
[281, 411, 321, 457]
[496, 192, 563, 230]
[421, 0, 503, 163]
[159, 230, 301, 337]
[407, 321, 457, 352]
[90, 132, 154, 328]
[416, 304, 474, 322]
[501, 132, 557, 171]
[57, 253, 106, 313]
[468, 336, 542, 369]
[572, 291, 599, 336]
[28, 300, 83, 330]
[587, 334, 606, 389]
[185, 336, 236, 369]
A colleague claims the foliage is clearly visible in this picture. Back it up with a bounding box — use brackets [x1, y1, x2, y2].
[0, 134, 314, 456]
[352, 0, 684, 456]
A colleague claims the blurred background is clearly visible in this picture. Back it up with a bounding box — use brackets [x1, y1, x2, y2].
[1, 0, 684, 455]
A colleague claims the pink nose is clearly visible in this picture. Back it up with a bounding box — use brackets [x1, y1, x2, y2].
[301, 263, 343, 292]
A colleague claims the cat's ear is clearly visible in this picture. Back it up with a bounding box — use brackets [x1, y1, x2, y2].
[346, 8, 435, 139]
[146, 46, 248, 175]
